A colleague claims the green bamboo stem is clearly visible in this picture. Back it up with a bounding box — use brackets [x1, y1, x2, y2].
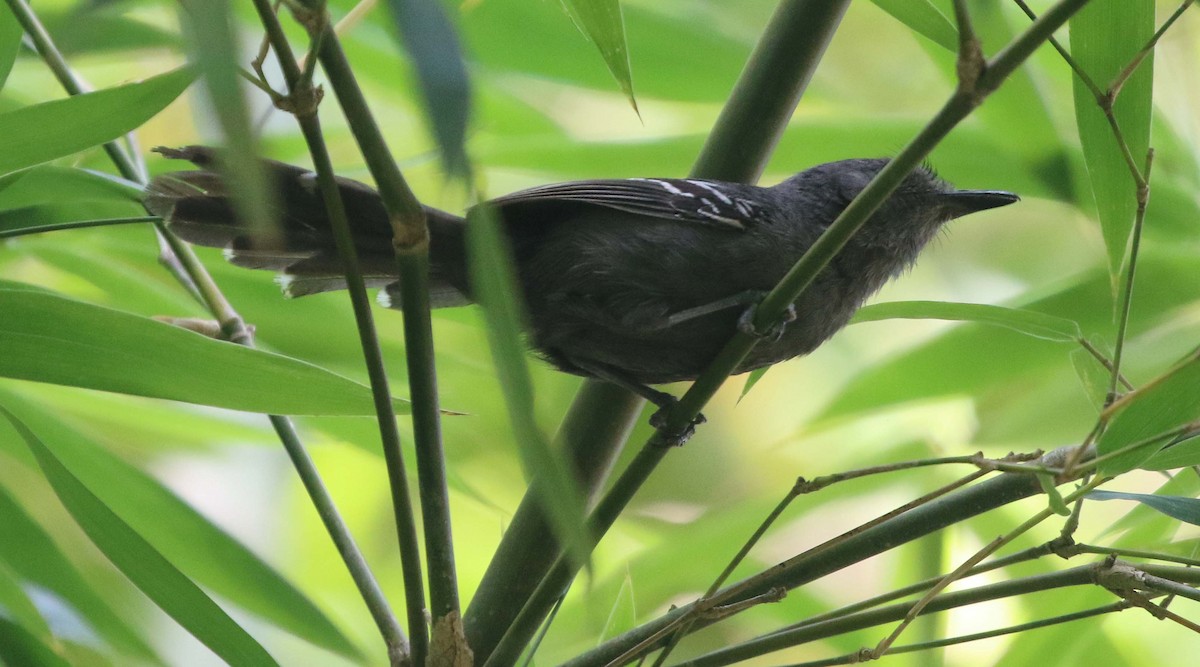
[6, 0, 409, 660]
[476, 3, 856, 663]
[296, 1, 461, 629]
[466, 1, 856, 657]
[251, 2, 421, 662]
[463, 381, 642, 655]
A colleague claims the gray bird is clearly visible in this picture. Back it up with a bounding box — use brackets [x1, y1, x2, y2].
[144, 146, 1017, 412]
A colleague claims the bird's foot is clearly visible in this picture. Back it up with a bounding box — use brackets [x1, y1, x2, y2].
[737, 301, 797, 342]
[648, 398, 706, 447]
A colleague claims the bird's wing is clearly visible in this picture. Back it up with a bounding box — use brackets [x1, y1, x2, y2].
[485, 178, 772, 230]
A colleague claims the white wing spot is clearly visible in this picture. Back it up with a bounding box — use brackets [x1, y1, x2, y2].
[638, 178, 692, 197]
[688, 180, 733, 204]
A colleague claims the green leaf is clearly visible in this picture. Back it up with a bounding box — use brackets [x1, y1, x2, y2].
[0, 8, 20, 92]
[0, 391, 362, 661]
[0, 166, 142, 209]
[1097, 355, 1200, 476]
[0, 166, 148, 240]
[0, 559, 51, 643]
[0, 408, 279, 667]
[868, 0, 957, 52]
[0, 67, 195, 175]
[179, 2, 278, 243]
[0, 485, 160, 663]
[738, 367, 768, 403]
[0, 617, 71, 667]
[1069, 0, 1154, 285]
[0, 288, 408, 416]
[465, 204, 590, 569]
[850, 300, 1082, 342]
[559, 0, 637, 111]
[385, 0, 472, 176]
[1088, 490, 1200, 527]
[1142, 434, 1200, 471]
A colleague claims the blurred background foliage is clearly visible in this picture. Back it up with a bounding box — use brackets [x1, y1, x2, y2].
[0, 0, 1199, 665]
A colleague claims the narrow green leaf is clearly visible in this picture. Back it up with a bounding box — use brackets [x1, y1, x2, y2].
[1097, 355, 1200, 475]
[0, 166, 142, 208]
[0, 8, 20, 92]
[0, 617, 71, 667]
[1088, 490, 1200, 527]
[0, 485, 160, 662]
[385, 0, 472, 176]
[179, 1, 277, 241]
[1142, 434, 1200, 471]
[0, 391, 362, 661]
[0, 408, 279, 667]
[0, 67, 195, 175]
[1069, 0, 1154, 284]
[465, 204, 590, 569]
[0, 166, 147, 238]
[0, 288, 408, 416]
[0, 559, 51, 643]
[738, 367, 768, 402]
[559, 0, 637, 111]
[868, 0, 957, 52]
[850, 300, 1082, 342]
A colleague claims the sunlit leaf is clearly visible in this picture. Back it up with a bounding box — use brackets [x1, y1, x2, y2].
[1141, 434, 1200, 471]
[1069, 0, 1154, 285]
[1097, 354, 1200, 475]
[0, 8, 20, 92]
[0, 408, 279, 666]
[0, 559, 51, 644]
[385, 0, 472, 176]
[0, 391, 363, 661]
[559, 0, 637, 111]
[851, 300, 1082, 342]
[0, 67, 195, 175]
[0, 485, 160, 662]
[868, 0, 957, 52]
[0, 288, 408, 416]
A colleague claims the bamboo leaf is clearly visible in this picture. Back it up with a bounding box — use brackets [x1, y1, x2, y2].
[1097, 355, 1200, 475]
[0, 485, 160, 662]
[0, 391, 363, 661]
[559, 0, 637, 111]
[1088, 490, 1200, 527]
[0, 408, 279, 667]
[465, 204, 590, 569]
[0, 288, 409, 416]
[1069, 0, 1154, 285]
[385, 0, 472, 176]
[0, 8, 20, 92]
[867, 0, 957, 52]
[1142, 434, 1200, 471]
[0, 67, 195, 175]
[850, 300, 1082, 342]
[0, 617, 71, 667]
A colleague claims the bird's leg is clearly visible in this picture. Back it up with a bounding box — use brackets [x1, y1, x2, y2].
[737, 297, 797, 342]
[564, 356, 705, 446]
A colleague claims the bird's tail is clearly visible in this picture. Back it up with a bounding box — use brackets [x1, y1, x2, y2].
[143, 145, 471, 308]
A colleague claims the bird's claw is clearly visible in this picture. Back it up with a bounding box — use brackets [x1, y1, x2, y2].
[649, 403, 706, 446]
[738, 301, 797, 342]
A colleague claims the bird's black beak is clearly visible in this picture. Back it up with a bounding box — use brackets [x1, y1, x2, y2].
[940, 190, 1020, 219]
